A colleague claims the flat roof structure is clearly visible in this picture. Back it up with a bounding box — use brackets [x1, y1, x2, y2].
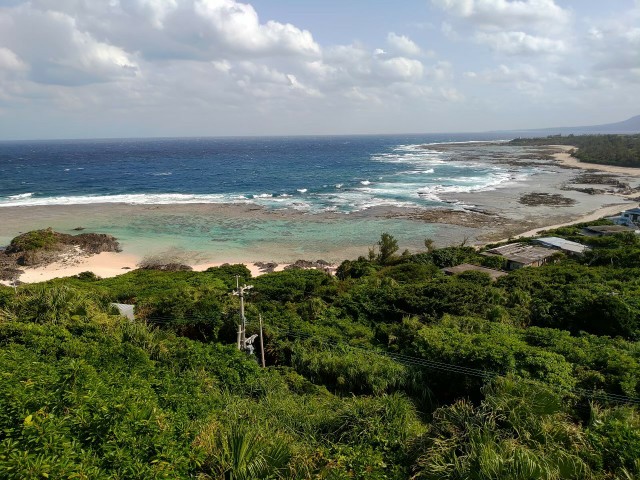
[533, 236, 589, 254]
[442, 263, 508, 280]
[582, 225, 637, 236]
[484, 243, 557, 266]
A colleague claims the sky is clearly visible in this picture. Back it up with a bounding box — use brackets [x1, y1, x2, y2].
[0, 0, 639, 140]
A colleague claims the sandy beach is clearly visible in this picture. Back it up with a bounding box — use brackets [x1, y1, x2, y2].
[2, 144, 639, 285]
[8, 254, 290, 285]
[551, 145, 640, 177]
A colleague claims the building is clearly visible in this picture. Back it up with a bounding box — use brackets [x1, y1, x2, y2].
[482, 243, 558, 271]
[110, 303, 135, 321]
[582, 225, 638, 237]
[532, 236, 589, 255]
[442, 263, 508, 281]
[614, 207, 640, 227]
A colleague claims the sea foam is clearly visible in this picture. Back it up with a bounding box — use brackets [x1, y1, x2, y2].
[7, 193, 34, 200]
[0, 193, 228, 207]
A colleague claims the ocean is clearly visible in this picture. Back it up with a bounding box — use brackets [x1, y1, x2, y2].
[0, 133, 550, 262]
[0, 133, 521, 211]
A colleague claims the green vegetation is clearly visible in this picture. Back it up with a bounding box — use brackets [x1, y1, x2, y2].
[1, 229, 640, 478]
[6, 228, 59, 253]
[510, 134, 640, 167]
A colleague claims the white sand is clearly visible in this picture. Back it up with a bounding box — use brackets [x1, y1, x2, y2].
[16, 252, 140, 283]
[3, 254, 300, 285]
[551, 146, 640, 177]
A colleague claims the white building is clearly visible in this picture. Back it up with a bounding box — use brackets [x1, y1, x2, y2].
[614, 207, 640, 227]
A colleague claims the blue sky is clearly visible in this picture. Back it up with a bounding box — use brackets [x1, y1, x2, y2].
[0, 0, 638, 139]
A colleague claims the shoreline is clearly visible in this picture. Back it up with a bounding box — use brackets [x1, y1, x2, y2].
[7, 253, 296, 285]
[3, 144, 640, 285]
[550, 145, 640, 177]
[3, 200, 633, 286]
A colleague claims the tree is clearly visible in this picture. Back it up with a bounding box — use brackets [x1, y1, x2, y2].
[377, 233, 399, 265]
[424, 238, 435, 253]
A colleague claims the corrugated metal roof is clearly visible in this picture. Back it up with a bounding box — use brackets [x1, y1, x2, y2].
[534, 237, 589, 254]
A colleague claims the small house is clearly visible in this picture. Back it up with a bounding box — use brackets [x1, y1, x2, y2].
[482, 243, 558, 271]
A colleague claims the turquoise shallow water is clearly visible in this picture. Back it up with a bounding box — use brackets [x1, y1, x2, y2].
[81, 208, 473, 262]
[0, 202, 478, 263]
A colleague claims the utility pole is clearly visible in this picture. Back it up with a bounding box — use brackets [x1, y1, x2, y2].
[259, 314, 266, 368]
[233, 275, 253, 351]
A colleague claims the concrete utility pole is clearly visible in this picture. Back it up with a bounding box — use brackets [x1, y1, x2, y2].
[233, 275, 253, 351]
[259, 314, 266, 368]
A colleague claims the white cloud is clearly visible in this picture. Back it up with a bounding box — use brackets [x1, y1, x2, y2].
[582, 9, 640, 79]
[440, 21, 459, 40]
[194, 0, 320, 56]
[212, 59, 232, 73]
[26, 0, 321, 61]
[475, 31, 566, 55]
[386, 32, 421, 56]
[0, 47, 27, 72]
[469, 63, 545, 95]
[3, 0, 637, 138]
[548, 72, 614, 90]
[304, 60, 336, 80]
[375, 56, 424, 81]
[439, 86, 464, 101]
[136, 0, 179, 28]
[432, 0, 569, 29]
[285, 73, 322, 97]
[473, 63, 539, 83]
[0, 6, 137, 86]
[426, 61, 454, 81]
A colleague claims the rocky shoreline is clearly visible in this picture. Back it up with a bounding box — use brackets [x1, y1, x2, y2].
[0, 228, 120, 282]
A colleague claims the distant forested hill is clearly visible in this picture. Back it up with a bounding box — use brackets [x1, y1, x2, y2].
[510, 134, 640, 168]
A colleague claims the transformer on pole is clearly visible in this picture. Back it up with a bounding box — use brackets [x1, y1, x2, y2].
[232, 276, 266, 367]
[233, 275, 253, 352]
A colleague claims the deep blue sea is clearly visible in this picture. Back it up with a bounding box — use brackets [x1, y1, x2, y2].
[0, 133, 518, 213]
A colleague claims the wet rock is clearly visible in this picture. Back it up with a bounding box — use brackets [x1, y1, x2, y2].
[138, 262, 193, 272]
[519, 193, 577, 206]
[255, 261, 278, 273]
[0, 267, 24, 281]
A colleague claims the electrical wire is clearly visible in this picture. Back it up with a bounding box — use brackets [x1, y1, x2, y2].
[114, 312, 640, 405]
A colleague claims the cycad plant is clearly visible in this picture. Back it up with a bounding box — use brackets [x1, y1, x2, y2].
[411, 377, 593, 480]
[196, 421, 292, 480]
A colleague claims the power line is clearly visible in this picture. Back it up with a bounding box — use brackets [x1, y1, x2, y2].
[122, 313, 640, 405]
[271, 326, 640, 406]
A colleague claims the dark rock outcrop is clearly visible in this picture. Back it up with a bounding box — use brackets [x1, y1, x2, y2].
[1, 228, 121, 269]
[138, 263, 193, 272]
